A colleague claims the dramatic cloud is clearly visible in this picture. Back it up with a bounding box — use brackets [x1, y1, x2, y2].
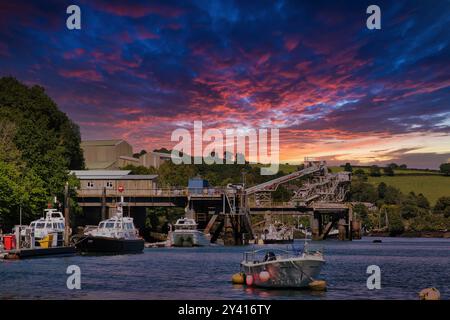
[0, 0, 449, 168]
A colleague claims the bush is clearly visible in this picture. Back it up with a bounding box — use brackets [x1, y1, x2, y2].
[440, 163, 450, 176]
[353, 168, 367, 181]
[369, 165, 381, 177]
[434, 196, 450, 214]
[445, 207, 450, 218]
[400, 204, 419, 219]
[410, 214, 450, 232]
[383, 166, 395, 176]
[350, 181, 377, 203]
[385, 205, 405, 236]
[353, 203, 371, 228]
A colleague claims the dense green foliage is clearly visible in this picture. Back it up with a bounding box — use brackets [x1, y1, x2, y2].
[343, 162, 353, 172]
[350, 169, 450, 233]
[440, 163, 450, 176]
[0, 77, 84, 231]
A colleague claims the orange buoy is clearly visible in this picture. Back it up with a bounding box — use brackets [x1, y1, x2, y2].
[246, 274, 254, 286]
[259, 271, 270, 282]
[419, 288, 440, 300]
[308, 280, 327, 291]
[231, 272, 245, 284]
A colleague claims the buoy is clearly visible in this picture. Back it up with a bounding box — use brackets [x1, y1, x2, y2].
[246, 274, 254, 286]
[419, 288, 440, 300]
[231, 272, 245, 284]
[259, 270, 270, 282]
[308, 280, 327, 291]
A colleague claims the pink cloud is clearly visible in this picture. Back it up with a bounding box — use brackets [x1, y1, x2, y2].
[96, 2, 185, 18]
[59, 69, 103, 82]
[284, 36, 300, 52]
[63, 48, 85, 59]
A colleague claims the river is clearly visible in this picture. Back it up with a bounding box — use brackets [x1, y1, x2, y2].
[1, 237, 449, 300]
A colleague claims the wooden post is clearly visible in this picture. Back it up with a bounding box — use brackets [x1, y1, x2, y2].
[64, 181, 70, 246]
[101, 187, 107, 220]
[348, 206, 353, 241]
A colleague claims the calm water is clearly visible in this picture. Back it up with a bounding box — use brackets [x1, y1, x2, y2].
[1, 237, 449, 300]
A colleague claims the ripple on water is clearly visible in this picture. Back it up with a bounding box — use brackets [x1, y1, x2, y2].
[1, 237, 449, 299]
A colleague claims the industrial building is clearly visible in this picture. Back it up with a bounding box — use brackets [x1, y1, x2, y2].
[81, 139, 171, 170]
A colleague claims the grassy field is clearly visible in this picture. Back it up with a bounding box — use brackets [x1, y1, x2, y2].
[368, 175, 450, 205]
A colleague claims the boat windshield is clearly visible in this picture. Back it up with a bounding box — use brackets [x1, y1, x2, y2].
[105, 222, 115, 229]
[35, 222, 45, 229]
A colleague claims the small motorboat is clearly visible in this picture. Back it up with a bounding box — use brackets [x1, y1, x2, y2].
[169, 217, 210, 247]
[240, 244, 325, 288]
[73, 197, 144, 254]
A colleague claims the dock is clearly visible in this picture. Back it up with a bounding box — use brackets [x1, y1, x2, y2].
[1, 246, 77, 260]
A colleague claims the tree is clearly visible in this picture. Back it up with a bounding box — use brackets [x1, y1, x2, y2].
[416, 193, 430, 209]
[0, 120, 21, 164]
[353, 203, 371, 228]
[388, 163, 399, 169]
[383, 186, 403, 205]
[0, 77, 85, 229]
[377, 182, 387, 199]
[434, 196, 450, 214]
[384, 205, 405, 236]
[399, 164, 407, 169]
[439, 163, 450, 176]
[444, 207, 450, 218]
[121, 164, 157, 175]
[369, 165, 381, 177]
[350, 181, 377, 203]
[133, 149, 147, 158]
[153, 147, 171, 154]
[383, 166, 395, 176]
[353, 168, 367, 181]
[400, 204, 419, 219]
[344, 163, 353, 172]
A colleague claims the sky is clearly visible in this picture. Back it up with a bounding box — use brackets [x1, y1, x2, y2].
[0, 0, 449, 169]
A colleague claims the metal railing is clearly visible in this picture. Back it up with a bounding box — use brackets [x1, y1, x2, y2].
[76, 187, 226, 197]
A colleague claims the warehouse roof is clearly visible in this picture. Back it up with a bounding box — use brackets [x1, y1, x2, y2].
[70, 170, 157, 180]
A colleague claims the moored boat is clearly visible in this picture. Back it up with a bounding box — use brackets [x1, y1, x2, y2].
[240, 245, 325, 288]
[73, 198, 144, 254]
[24, 209, 65, 247]
[169, 217, 210, 247]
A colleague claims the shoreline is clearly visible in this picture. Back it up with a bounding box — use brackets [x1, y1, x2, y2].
[367, 231, 450, 238]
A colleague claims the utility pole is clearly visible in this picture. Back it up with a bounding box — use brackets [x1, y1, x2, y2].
[64, 181, 70, 246]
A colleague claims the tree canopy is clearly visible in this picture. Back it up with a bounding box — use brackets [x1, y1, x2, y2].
[0, 77, 84, 230]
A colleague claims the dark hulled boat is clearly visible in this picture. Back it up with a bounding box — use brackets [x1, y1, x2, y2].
[73, 199, 144, 254]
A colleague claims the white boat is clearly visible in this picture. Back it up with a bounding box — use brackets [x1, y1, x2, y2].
[25, 209, 65, 247]
[73, 199, 144, 254]
[240, 244, 325, 288]
[262, 222, 294, 244]
[169, 217, 210, 247]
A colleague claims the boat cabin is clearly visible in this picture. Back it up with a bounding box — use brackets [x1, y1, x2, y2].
[174, 218, 198, 230]
[86, 216, 139, 240]
[29, 209, 65, 239]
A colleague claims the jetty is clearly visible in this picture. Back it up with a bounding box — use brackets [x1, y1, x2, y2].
[73, 158, 362, 245]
